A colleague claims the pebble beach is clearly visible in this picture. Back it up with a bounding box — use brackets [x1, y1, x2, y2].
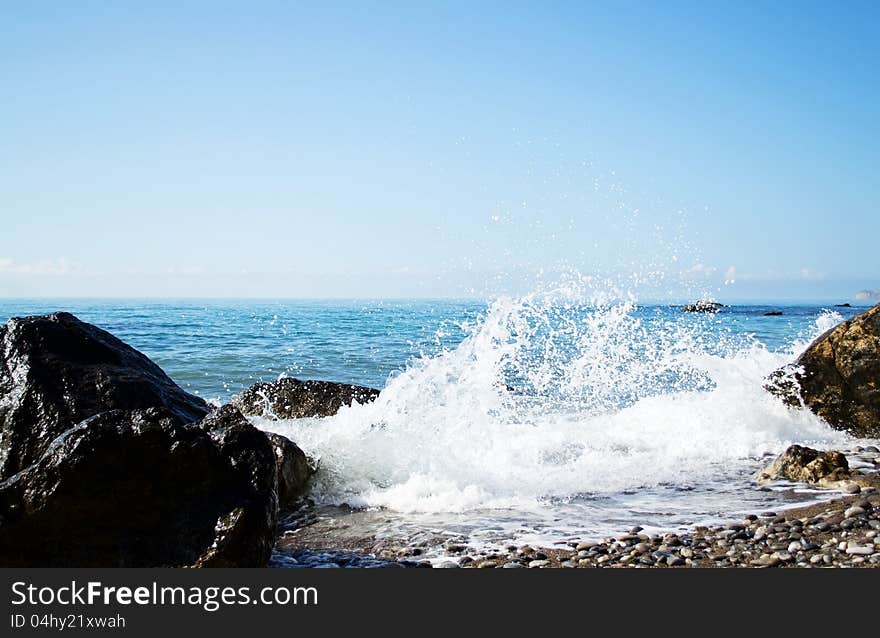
[273, 448, 880, 569]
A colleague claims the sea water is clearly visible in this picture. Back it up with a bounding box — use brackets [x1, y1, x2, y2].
[1, 292, 875, 550]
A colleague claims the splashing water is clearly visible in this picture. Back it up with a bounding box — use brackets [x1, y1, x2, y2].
[260, 286, 854, 543]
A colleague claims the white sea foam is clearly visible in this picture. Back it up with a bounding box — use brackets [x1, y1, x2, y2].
[258, 287, 852, 518]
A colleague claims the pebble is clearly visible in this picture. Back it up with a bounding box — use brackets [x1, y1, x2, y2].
[502, 562, 525, 568]
[528, 559, 551, 568]
[774, 551, 794, 563]
[844, 483, 862, 494]
[845, 506, 866, 518]
[575, 542, 595, 551]
[436, 561, 460, 569]
[845, 545, 873, 555]
[750, 554, 780, 567]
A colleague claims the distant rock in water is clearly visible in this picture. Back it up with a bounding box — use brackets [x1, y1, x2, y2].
[0, 312, 210, 479]
[0, 405, 277, 567]
[266, 432, 313, 509]
[835, 303, 852, 307]
[763, 310, 783, 316]
[765, 304, 880, 437]
[234, 377, 380, 419]
[682, 301, 723, 313]
[756, 445, 853, 487]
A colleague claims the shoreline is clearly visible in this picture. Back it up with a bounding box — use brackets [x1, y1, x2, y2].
[273, 465, 880, 569]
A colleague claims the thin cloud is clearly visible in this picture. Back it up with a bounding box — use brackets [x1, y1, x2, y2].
[855, 289, 880, 301]
[688, 263, 717, 276]
[0, 257, 82, 275]
[734, 268, 827, 282]
[724, 266, 736, 284]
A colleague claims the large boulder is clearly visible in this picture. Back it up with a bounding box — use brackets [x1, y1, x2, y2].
[0, 405, 277, 567]
[765, 304, 880, 437]
[755, 445, 853, 487]
[266, 432, 313, 509]
[0, 312, 210, 479]
[233, 377, 379, 419]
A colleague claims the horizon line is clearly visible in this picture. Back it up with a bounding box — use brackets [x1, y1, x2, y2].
[0, 295, 875, 306]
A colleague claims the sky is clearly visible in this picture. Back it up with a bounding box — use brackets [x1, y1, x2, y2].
[1, 1, 878, 301]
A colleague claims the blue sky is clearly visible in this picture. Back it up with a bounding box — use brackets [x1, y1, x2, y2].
[1, 1, 878, 301]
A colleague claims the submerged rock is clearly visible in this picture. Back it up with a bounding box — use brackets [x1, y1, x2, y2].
[266, 432, 314, 509]
[0, 312, 210, 479]
[765, 304, 880, 437]
[763, 310, 784, 316]
[756, 445, 853, 487]
[0, 405, 277, 567]
[233, 377, 379, 419]
[682, 301, 723, 313]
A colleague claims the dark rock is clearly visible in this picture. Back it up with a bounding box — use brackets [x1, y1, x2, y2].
[0, 405, 277, 567]
[835, 303, 852, 308]
[763, 311, 784, 316]
[266, 433, 313, 509]
[765, 304, 880, 437]
[682, 301, 723, 313]
[0, 312, 210, 479]
[756, 445, 851, 487]
[192, 405, 278, 566]
[233, 377, 379, 419]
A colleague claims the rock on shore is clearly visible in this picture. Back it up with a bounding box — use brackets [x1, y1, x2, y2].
[267, 432, 314, 508]
[233, 377, 379, 419]
[755, 445, 856, 488]
[0, 312, 210, 479]
[766, 304, 880, 437]
[0, 405, 277, 567]
[0, 312, 316, 567]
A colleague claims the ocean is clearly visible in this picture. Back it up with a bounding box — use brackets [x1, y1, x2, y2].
[1, 295, 875, 553]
